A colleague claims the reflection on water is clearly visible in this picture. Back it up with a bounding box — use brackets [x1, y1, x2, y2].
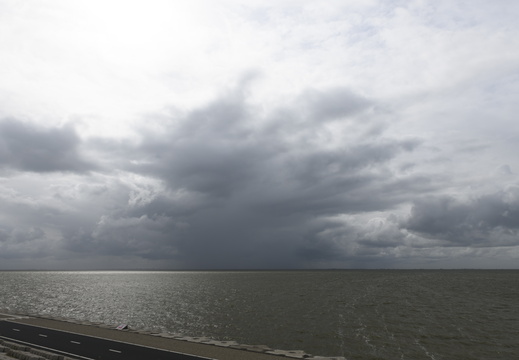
[0, 270, 518, 359]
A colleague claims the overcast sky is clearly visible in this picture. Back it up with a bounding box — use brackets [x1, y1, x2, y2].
[1, 0, 518, 270]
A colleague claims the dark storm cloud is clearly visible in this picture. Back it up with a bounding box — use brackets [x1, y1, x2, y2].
[63, 215, 180, 260]
[0, 118, 94, 173]
[298, 87, 373, 122]
[5, 77, 517, 269]
[66, 82, 427, 268]
[131, 83, 418, 206]
[403, 187, 519, 246]
[27, 78, 518, 269]
[0, 226, 49, 259]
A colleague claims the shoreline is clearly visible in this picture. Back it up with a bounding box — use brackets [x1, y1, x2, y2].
[0, 311, 344, 360]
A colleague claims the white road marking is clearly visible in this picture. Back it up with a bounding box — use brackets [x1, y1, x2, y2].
[109, 349, 122, 353]
[2, 322, 214, 360]
[70, 340, 81, 344]
[38, 334, 48, 337]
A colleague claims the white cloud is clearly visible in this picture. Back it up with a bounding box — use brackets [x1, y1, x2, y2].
[0, 0, 518, 269]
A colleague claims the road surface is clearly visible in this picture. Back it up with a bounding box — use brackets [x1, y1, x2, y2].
[0, 320, 211, 360]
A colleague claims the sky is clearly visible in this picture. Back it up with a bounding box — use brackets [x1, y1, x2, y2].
[1, 0, 519, 270]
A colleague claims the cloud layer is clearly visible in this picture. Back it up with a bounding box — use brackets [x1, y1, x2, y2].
[1, 0, 518, 269]
[0, 119, 94, 173]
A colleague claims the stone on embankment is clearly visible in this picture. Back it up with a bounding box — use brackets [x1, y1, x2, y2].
[30, 348, 62, 360]
[201, 340, 239, 347]
[7, 349, 42, 360]
[266, 349, 312, 358]
[241, 344, 272, 352]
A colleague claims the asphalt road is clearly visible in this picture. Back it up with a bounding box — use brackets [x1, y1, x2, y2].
[0, 320, 212, 360]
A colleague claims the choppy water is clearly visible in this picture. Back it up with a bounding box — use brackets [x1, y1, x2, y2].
[0, 270, 517, 359]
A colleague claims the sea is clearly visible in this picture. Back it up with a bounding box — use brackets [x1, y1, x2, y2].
[0, 270, 517, 359]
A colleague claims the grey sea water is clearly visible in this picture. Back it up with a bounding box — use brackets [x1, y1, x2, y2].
[0, 270, 517, 359]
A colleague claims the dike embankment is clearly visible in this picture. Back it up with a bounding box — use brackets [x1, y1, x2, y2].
[0, 312, 345, 360]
